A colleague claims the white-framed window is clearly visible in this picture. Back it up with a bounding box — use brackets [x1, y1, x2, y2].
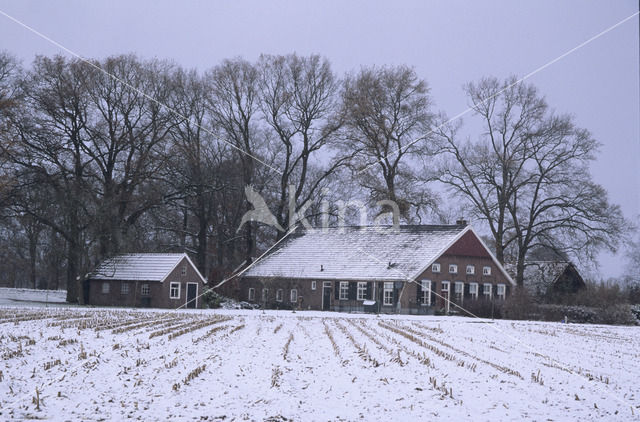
[323, 281, 331, 288]
[497, 284, 506, 299]
[466, 265, 475, 275]
[276, 289, 283, 302]
[383, 282, 394, 306]
[181, 265, 187, 276]
[432, 263, 441, 273]
[441, 280, 450, 292]
[454, 281, 464, 294]
[290, 289, 298, 303]
[449, 264, 458, 274]
[262, 288, 268, 301]
[483, 283, 492, 298]
[141, 283, 150, 296]
[420, 280, 431, 305]
[170, 282, 181, 299]
[469, 282, 478, 300]
[101, 282, 110, 294]
[483, 266, 492, 276]
[120, 283, 129, 295]
[311, 281, 316, 290]
[357, 282, 367, 301]
[248, 287, 255, 301]
[339, 281, 349, 300]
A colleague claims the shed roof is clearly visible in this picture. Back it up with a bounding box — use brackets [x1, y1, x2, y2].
[243, 225, 503, 282]
[88, 253, 206, 283]
[505, 261, 575, 295]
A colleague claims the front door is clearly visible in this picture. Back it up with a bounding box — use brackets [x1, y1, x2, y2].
[322, 286, 332, 311]
[186, 283, 198, 309]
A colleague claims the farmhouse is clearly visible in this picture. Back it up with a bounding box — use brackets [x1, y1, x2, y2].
[240, 224, 515, 314]
[507, 261, 586, 301]
[86, 253, 207, 309]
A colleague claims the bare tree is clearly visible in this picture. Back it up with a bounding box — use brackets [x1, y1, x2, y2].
[436, 76, 627, 285]
[204, 59, 263, 260]
[258, 54, 347, 233]
[341, 65, 437, 220]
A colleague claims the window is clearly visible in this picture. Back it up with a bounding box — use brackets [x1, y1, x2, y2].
[432, 263, 441, 273]
[141, 284, 150, 296]
[497, 284, 506, 299]
[120, 283, 129, 295]
[420, 280, 431, 305]
[357, 282, 367, 301]
[311, 281, 316, 290]
[101, 282, 110, 294]
[276, 289, 283, 302]
[454, 281, 464, 294]
[290, 289, 298, 303]
[262, 288, 269, 301]
[449, 264, 458, 274]
[170, 282, 181, 299]
[248, 288, 255, 301]
[181, 265, 187, 276]
[441, 281, 450, 292]
[483, 266, 492, 276]
[466, 265, 475, 275]
[483, 283, 492, 298]
[383, 282, 394, 306]
[469, 282, 478, 300]
[339, 282, 349, 300]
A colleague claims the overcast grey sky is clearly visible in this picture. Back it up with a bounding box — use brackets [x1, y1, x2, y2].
[1, 0, 638, 278]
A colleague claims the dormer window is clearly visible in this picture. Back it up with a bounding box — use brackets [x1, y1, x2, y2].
[432, 263, 441, 273]
[466, 265, 475, 275]
[449, 264, 458, 274]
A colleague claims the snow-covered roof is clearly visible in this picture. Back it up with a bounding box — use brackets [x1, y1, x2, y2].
[88, 253, 206, 283]
[244, 225, 470, 282]
[505, 261, 574, 295]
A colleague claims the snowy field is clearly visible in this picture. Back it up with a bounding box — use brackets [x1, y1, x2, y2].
[0, 307, 639, 421]
[0, 288, 68, 307]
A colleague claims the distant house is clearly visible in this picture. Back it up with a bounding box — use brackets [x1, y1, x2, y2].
[240, 224, 516, 314]
[86, 253, 207, 309]
[507, 261, 586, 301]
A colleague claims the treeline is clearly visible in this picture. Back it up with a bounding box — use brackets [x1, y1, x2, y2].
[0, 51, 627, 302]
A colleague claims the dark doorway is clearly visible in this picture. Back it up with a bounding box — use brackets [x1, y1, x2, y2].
[186, 283, 198, 309]
[322, 286, 332, 311]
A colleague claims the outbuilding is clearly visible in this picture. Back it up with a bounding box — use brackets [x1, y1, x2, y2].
[86, 253, 207, 309]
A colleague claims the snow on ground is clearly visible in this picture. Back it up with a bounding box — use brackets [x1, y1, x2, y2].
[0, 307, 639, 421]
[0, 288, 68, 307]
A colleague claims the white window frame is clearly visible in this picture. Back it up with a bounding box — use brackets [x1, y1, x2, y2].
[497, 284, 506, 299]
[469, 282, 478, 300]
[141, 283, 150, 296]
[311, 280, 316, 290]
[483, 266, 492, 276]
[449, 264, 458, 274]
[441, 280, 450, 293]
[169, 282, 181, 299]
[357, 282, 367, 301]
[276, 289, 283, 302]
[120, 283, 129, 295]
[383, 282, 394, 306]
[483, 283, 492, 298]
[431, 263, 441, 273]
[248, 287, 255, 301]
[441, 281, 450, 313]
[290, 289, 298, 303]
[101, 282, 110, 294]
[466, 265, 475, 275]
[454, 281, 464, 294]
[420, 280, 431, 306]
[181, 265, 187, 276]
[339, 281, 349, 301]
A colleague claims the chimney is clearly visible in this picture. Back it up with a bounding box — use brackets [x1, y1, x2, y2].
[456, 218, 468, 226]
